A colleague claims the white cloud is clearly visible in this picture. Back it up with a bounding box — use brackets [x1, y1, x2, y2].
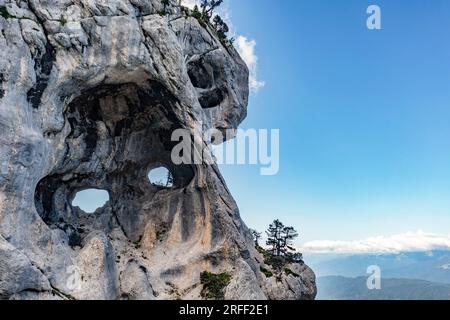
[180, 0, 199, 9]
[235, 36, 265, 93]
[302, 231, 450, 254]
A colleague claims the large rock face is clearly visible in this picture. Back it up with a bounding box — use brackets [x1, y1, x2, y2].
[0, 0, 316, 300]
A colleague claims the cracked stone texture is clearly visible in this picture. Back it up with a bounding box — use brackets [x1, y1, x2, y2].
[0, 0, 316, 300]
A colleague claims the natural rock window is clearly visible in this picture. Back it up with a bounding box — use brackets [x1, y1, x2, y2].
[148, 167, 174, 188]
[72, 189, 110, 213]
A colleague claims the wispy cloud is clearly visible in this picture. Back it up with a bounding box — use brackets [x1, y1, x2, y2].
[235, 36, 265, 92]
[180, 0, 265, 93]
[180, 0, 198, 9]
[302, 231, 450, 254]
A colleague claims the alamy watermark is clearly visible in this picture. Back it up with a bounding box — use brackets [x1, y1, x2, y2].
[171, 125, 280, 176]
[66, 265, 82, 291]
[367, 4, 382, 30]
[367, 265, 382, 290]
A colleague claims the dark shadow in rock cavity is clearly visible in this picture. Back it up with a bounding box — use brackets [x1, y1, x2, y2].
[35, 81, 196, 245]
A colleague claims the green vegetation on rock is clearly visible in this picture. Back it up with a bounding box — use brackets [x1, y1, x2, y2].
[57, 15, 67, 26]
[260, 266, 273, 278]
[284, 268, 300, 278]
[200, 271, 232, 300]
[0, 6, 15, 19]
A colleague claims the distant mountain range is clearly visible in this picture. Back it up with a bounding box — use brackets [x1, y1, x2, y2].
[317, 276, 450, 300]
[307, 250, 450, 284]
[304, 250, 450, 300]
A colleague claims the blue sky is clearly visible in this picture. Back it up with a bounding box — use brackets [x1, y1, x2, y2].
[217, 0, 450, 249]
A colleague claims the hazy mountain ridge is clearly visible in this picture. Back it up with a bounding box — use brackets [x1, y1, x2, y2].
[317, 276, 450, 300]
[308, 250, 450, 284]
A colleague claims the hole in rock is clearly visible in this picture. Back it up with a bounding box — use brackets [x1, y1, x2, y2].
[187, 59, 213, 89]
[148, 167, 174, 188]
[198, 88, 224, 109]
[34, 81, 196, 242]
[72, 189, 109, 213]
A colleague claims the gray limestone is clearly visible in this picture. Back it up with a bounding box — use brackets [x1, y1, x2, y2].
[0, 0, 316, 300]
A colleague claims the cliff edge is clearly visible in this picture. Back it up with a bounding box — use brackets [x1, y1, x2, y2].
[0, 0, 316, 300]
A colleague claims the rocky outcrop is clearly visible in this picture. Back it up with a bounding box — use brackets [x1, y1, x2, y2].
[0, 0, 316, 300]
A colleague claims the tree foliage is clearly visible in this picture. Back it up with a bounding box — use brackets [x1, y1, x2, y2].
[0, 6, 13, 19]
[266, 219, 300, 260]
[184, 1, 232, 46]
[200, 0, 223, 20]
[192, 4, 202, 20]
[212, 15, 229, 41]
[200, 271, 231, 300]
[253, 220, 304, 279]
[250, 228, 262, 246]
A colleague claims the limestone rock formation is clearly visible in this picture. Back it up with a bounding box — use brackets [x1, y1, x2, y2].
[0, 0, 316, 300]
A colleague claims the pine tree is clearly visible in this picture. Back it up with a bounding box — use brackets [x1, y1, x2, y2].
[250, 229, 262, 246]
[266, 219, 284, 257]
[200, 0, 223, 20]
[192, 4, 202, 20]
[265, 219, 301, 262]
[212, 15, 229, 41]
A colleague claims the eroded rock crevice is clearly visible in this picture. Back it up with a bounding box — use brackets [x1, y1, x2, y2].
[35, 80, 195, 246]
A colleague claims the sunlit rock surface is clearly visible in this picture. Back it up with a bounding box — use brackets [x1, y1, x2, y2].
[0, 0, 316, 300]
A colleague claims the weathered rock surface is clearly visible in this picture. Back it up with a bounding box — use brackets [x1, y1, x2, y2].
[0, 0, 316, 300]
